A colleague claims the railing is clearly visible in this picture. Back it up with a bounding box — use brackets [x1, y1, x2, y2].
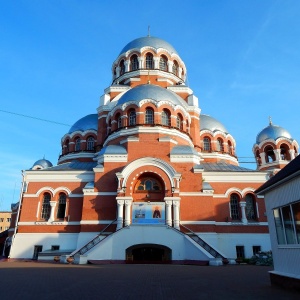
[69, 219, 117, 257]
[179, 224, 226, 259]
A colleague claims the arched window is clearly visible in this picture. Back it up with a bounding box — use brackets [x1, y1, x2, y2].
[280, 144, 291, 160]
[172, 61, 178, 75]
[176, 114, 183, 130]
[120, 60, 125, 75]
[41, 193, 51, 220]
[116, 113, 122, 129]
[145, 53, 153, 69]
[136, 178, 162, 191]
[203, 137, 211, 151]
[161, 109, 170, 126]
[75, 138, 81, 151]
[264, 145, 275, 163]
[228, 140, 233, 155]
[130, 55, 139, 71]
[256, 150, 261, 166]
[87, 137, 95, 151]
[159, 55, 168, 71]
[230, 194, 240, 220]
[217, 138, 224, 152]
[145, 108, 154, 124]
[57, 193, 66, 219]
[128, 109, 136, 126]
[245, 194, 256, 220]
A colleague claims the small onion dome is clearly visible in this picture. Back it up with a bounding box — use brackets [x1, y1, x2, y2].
[119, 36, 178, 56]
[256, 123, 292, 144]
[117, 84, 188, 108]
[31, 159, 53, 170]
[98, 145, 127, 155]
[68, 114, 98, 134]
[200, 114, 228, 134]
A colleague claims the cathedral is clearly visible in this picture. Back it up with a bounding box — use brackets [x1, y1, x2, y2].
[8, 35, 299, 265]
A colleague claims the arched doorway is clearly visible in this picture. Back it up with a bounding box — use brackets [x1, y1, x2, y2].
[126, 244, 171, 263]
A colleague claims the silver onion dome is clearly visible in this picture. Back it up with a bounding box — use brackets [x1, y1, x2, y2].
[68, 114, 98, 134]
[200, 114, 228, 134]
[256, 123, 292, 144]
[31, 159, 53, 170]
[119, 36, 178, 56]
[117, 84, 188, 108]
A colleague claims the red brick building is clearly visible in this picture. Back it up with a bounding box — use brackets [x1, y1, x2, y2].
[9, 36, 298, 264]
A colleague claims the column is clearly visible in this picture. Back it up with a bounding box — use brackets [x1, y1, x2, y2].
[173, 198, 181, 229]
[259, 152, 266, 165]
[289, 149, 295, 160]
[274, 149, 281, 161]
[168, 61, 173, 73]
[165, 200, 172, 226]
[125, 60, 130, 72]
[124, 199, 132, 226]
[116, 199, 124, 230]
[48, 201, 57, 222]
[240, 201, 248, 225]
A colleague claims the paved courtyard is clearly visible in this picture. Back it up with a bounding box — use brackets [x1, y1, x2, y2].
[0, 261, 298, 300]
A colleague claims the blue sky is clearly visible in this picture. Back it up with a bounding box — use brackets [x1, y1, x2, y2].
[1, 0, 300, 210]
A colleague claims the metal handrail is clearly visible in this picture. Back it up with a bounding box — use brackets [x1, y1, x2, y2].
[179, 224, 225, 259]
[69, 218, 117, 257]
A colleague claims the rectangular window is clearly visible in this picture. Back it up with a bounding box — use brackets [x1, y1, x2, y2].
[292, 202, 300, 243]
[252, 246, 261, 255]
[7, 218, 11, 222]
[236, 246, 245, 258]
[273, 201, 300, 245]
[51, 245, 60, 251]
[0, 226, 2, 231]
[33, 245, 43, 260]
[0, 218, 4, 222]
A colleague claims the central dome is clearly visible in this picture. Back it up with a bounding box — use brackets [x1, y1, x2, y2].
[117, 84, 188, 107]
[119, 36, 178, 56]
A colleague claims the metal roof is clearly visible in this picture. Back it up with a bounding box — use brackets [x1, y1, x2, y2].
[256, 124, 292, 144]
[35, 161, 97, 171]
[31, 159, 53, 169]
[201, 162, 254, 172]
[171, 145, 199, 155]
[68, 114, 98, 134]
[200, 114, 228, 133]
[117, 84, 188, 107]
[99, 145, 127, 155]
[119, 36, 178, 56]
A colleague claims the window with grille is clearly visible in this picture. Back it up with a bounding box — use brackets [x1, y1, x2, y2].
[217, 138, 224, 152]
[130, 55, 139, 71]
[120, 60, 125, 75]
[128, 110, 136, 126]
[75, 138, 81, 151]
[203, 137, 211, 151]
[159, 56, 167, 71]
[230, 194, 240, 220]
[136, 178, 162, 191]
[86, 137, 95, 151]
[172, 61, 178, 75]
[145, 108, 154, 124]
[57, 193, 66, 219]
[41, 193, 51, 220]
[176, 114, 183, 130]
[245, 194, 256, 220]
[145, 54, 153, 69]
[161, 110, 170, 126]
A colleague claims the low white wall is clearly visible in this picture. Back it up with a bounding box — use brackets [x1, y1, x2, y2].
[198, 232, 271, 258]
[9, 233, 79, 259]
[85, 225, 212, 261]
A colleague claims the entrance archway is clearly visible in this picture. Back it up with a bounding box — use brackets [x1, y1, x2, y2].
[126, 244, 171, 263]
